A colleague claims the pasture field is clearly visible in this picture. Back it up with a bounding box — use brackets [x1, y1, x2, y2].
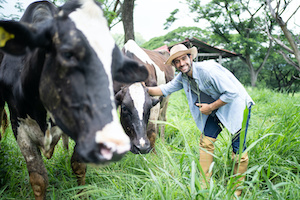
[0, 87, 299, 199]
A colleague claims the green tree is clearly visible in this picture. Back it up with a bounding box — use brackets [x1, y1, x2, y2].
[223, 47, 300, 92]
[265, 0, 300, 77]
[100, 0, 136, 44]
[142, 26, 212, 50]
[182, 0, 273, 87]
[259, 46, 300, 92]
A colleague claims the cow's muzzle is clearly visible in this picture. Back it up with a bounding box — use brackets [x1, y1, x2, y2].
[76, 122, 130, 164]
[131, 143, 152, 154]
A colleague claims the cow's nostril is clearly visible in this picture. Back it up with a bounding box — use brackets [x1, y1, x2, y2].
[132, 143, 151, 154]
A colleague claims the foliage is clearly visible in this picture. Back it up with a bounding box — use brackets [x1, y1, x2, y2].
[264, 0, 300, 74]
[113, 32, 146, 49]
[258, 49, 300, 93]
[0, 0, 20, 20]
[223, 58, 252, 86]
[163, 9, 179, 30]
[183, 0, 275, 86]
[0, 88, 299, 199]
[141, 26, 212, 50]
[223, 44, 300, 92]
[0, 0, 5, 9]
[98, 0, 121, 28]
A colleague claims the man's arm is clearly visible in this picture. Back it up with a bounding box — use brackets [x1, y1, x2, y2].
[147, 86, 163, 96]
[196, 99, 227, 115]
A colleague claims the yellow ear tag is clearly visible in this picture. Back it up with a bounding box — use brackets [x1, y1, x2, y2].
[0, 27, 15, 47]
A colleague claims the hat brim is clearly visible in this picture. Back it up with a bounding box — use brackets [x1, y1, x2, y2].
[165, 46, 198, 65]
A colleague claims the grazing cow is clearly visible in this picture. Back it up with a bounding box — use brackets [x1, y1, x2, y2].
[114, 40, 174, 154]
[0, 1, 148, 199]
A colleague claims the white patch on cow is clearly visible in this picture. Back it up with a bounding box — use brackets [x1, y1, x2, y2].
[18, 116, 45, 144]
[17, 116, 64, 160]
[139, 137, 146, 147]
[95, 120, 130, 159]
[17, 119, 35, 163]
[128, 83, 145, 120]
[68, 0, 119, 123]
[47, 112, 56, 124]
[124, 40, 166, 85]
[44, 127, 52, 152]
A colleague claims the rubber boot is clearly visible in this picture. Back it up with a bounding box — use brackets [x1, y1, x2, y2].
[199, 136, 216, 188]
[232, 152, 249, 197]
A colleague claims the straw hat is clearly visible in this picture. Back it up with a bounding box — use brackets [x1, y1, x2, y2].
[165, 44, 197, 65]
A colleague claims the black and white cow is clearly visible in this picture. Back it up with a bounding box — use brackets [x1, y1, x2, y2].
[0, 1, 148, 199]
[114, 40, 174, 154]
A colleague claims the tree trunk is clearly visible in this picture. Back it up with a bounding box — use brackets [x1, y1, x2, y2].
[243, 54, 265, 87]
[250, 70, 258, 87]
[122, 0, 135, 44]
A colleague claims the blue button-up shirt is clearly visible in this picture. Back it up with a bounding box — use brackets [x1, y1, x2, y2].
[159, 60, 254, 135]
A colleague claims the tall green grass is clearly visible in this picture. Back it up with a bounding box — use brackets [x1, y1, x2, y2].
[0, 87, 299, 199]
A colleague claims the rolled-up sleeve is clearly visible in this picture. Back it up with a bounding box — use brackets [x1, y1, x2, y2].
[159, 74, 183, 97]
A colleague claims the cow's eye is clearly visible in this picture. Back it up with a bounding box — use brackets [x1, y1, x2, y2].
[122, 105, 131, 115]
[59, 49, 78, 67]
[122, 106, 127, 112]
[62, 51, 74, 60]
[59, 45, 78, 64]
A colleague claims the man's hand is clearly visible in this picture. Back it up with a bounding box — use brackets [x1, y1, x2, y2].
[195, 103, 213, 115]
[195, 99, 227, 115]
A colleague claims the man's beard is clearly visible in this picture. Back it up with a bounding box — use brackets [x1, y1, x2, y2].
[183, 62, 192, 74]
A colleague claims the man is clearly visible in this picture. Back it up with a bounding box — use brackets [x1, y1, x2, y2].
[147, 44, 254, 197]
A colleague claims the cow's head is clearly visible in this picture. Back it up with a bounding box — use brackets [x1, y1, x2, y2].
[115, 83, 159, 154]
[0, 0, 148, 163]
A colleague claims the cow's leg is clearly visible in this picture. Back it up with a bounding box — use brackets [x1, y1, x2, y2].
[0, 106, 3, 141]
[61, 133, 69, 150]
[17, 125, 48, 200]
[0, 101, 8, 141]
[158, 96, 170, 142]
[20, 117, 63, 159]
[148, 102, 160, 152]
[71, 148, 87, 186]
[41, 126, 63, 159]
[147, 126, 157, 152]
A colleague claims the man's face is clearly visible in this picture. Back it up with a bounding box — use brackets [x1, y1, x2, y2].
[173, 54, 193, 74]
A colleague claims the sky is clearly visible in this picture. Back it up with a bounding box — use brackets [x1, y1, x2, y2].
[112, 0, 201, 40]
[1, 0, 299, 41]
[0, 0, 201, 41]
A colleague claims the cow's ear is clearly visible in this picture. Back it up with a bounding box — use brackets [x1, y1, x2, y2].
[112, 51, 149, 83]
[0, 20, 52, 55]
[151, 97, 160, 107]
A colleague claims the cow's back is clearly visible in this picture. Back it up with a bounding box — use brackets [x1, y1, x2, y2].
[142, 48, 174, 85]
[122, 40, 174, 88]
